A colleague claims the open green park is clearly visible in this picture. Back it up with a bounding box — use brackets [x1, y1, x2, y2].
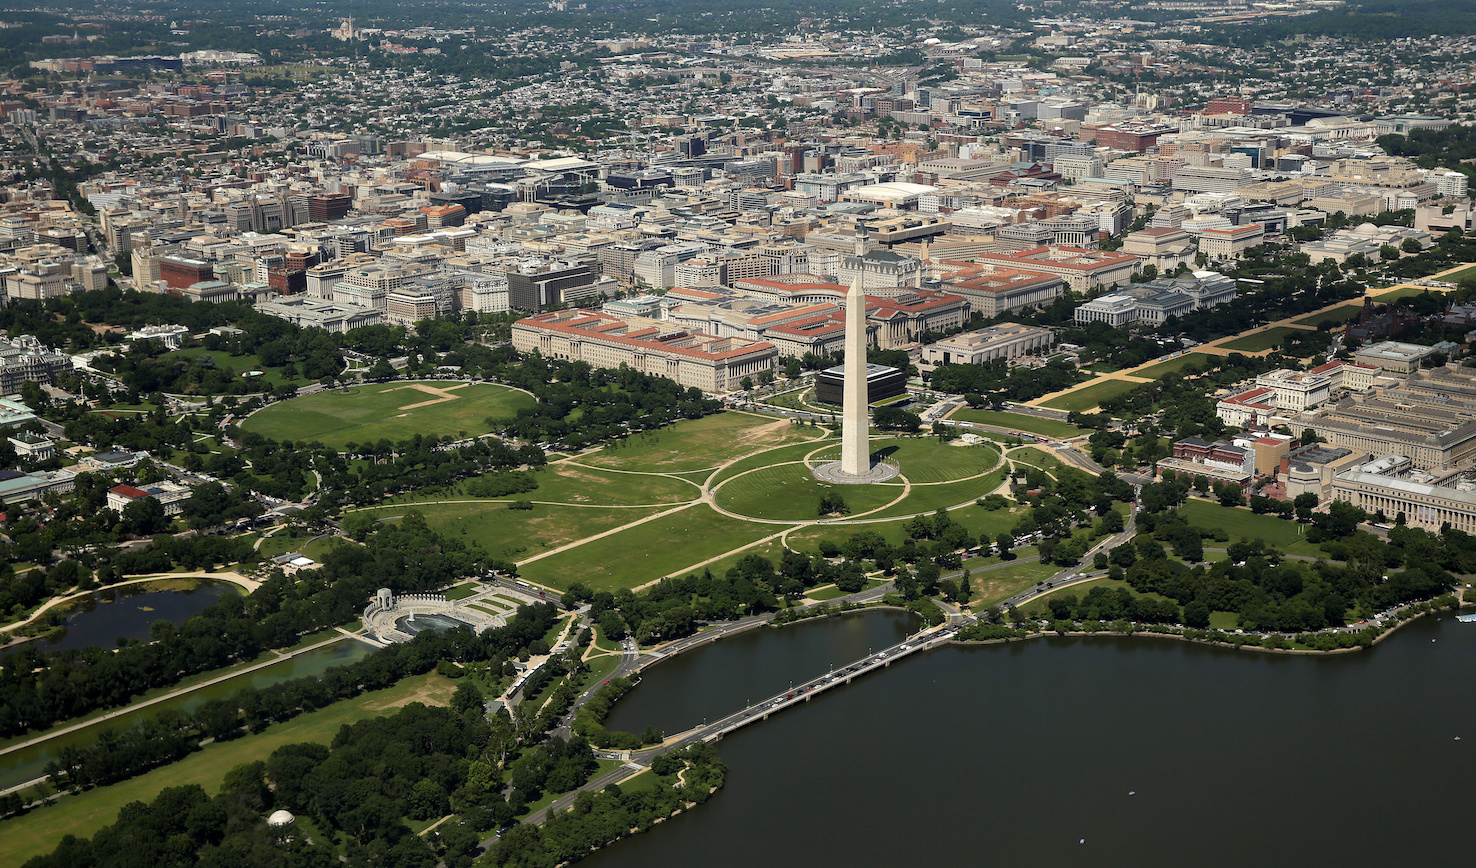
[238, 380, 536, 449]
[1176, 499, 1320, 554]
[1294, 304, 1366, 328]
[1, 411, 1079, 857]
[1128, 353, 1216, 380]
[1039, 377, 1143, 412]
[1217, 326, 1306, 353]
[1436, 263, 1476, 284]
[341, 411, 1029, 593]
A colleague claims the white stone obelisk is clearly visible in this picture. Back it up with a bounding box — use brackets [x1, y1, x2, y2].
[839, 276, 869, 477]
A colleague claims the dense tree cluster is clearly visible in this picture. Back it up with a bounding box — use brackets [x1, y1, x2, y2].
[490, 357, 722, 450]
[1111, 499, 1456, 632]
[1043, 585, 1182, 626]
[1094, 353, 1283, 435]
[36, 603, 561, 806]
[0, 512, 480, 737]
[1378, 123, 1476, 180]
[486, 743, 728, 868]
[569, 676, 663, 750]
[931, 357, 1084, 403]
[24, 688, 590, 868]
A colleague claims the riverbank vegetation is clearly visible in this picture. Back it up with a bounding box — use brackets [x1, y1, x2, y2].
[485, 743, 727, 868]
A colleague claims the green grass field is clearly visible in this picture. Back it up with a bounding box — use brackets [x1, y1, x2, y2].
[256, 532, 350, 561]
[1177, 499, 1306, 546]
[1217, 326, 1306, 353]
[1040, 378, 1144, 412]
[0, 672, 458, 864]
[946, 408, 1086, 440]
[1010, 446, 1074, 476]
[861, 466, 1011, 519]
[970, 559, 1060, 607]
[390, 462, 700, 508]
[710, 439, 1000, 521]
[1435, 263, 1476, 284]
[1129, 353, 1215, 380]
[707, 440, 834, 487]
[870, 439, 1000, 484]
[784, 504, 1021, 556]
[580, 413, 819, 473]
[693, 540, 792, 579]
[519, 505, 778, 591]
[1294, 304, 1365, 328]
[376, 501, 673, 562]
[240, 381, 535, 449]
[714, 463, 904, 520]
[1370, 284, 1444, 303]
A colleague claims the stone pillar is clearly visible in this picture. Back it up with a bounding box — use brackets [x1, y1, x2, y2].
[840, 277, 869, 477]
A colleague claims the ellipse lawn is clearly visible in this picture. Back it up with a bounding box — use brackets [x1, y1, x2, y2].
[240, 381, 535, 449]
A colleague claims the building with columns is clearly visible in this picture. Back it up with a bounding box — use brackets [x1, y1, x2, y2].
[511, 309, 776, 392]
[1332, 456, 1476, 533]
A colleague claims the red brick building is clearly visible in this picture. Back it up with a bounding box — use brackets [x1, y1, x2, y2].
[159, 255, 213, 290]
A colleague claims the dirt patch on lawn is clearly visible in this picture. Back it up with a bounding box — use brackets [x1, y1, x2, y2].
[969, 575, 1042, 609]
[728, 418, 802, 452]
[379, 382, 471, 411]
[546, 465, 616, 502]
[361, 675, 457, 711]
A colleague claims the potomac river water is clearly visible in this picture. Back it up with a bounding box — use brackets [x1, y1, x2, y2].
[589, 610, 1476, 868]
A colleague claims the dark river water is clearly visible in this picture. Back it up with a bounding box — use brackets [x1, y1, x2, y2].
[587, 610, 1476, 868]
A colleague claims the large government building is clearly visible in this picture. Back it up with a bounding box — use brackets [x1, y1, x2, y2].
[511, 309, 777, 392]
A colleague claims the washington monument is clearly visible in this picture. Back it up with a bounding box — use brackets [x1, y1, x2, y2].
[814, 277, 900, 485]
[839, 277, 869, 476]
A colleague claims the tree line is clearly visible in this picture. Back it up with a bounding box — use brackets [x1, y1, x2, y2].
[0, 511, 478, 738]
[30, 601, 562, 817]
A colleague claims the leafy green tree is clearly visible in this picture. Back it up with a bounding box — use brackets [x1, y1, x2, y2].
[452, 681, 485, 717]
[874, 405, 922, 432]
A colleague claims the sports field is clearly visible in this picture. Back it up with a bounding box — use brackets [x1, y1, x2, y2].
[240, 381, 535, 448]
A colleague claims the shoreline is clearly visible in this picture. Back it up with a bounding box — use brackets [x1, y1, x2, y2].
[0, 571, 260, 650]
[949, 596, 1465, 655]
